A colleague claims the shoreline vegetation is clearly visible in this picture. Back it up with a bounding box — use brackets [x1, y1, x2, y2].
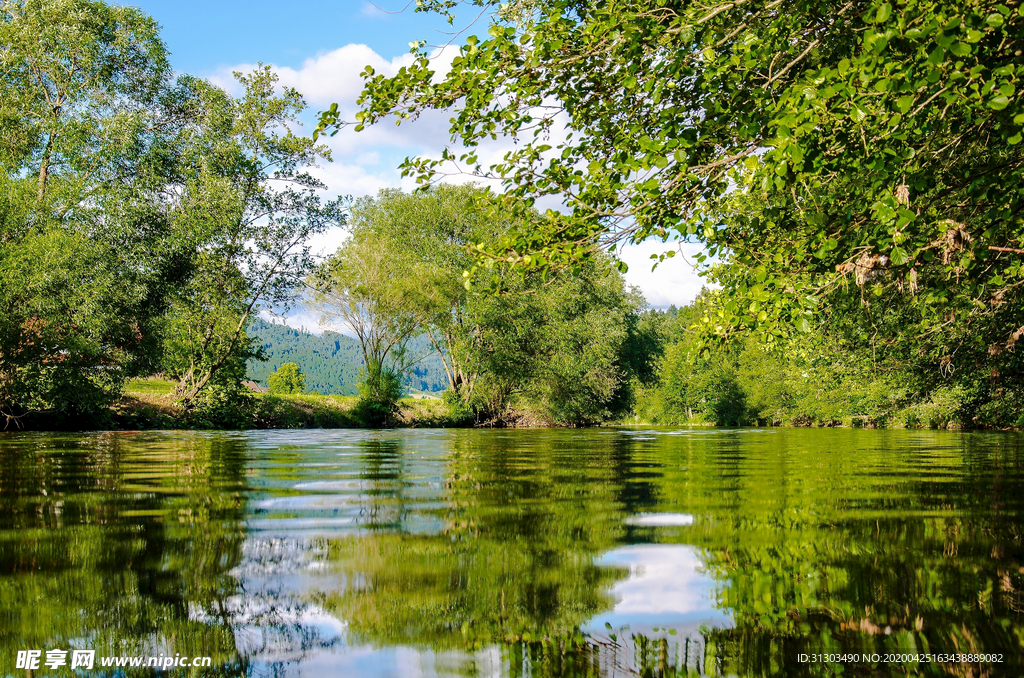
[3, 1, 1024, 433]
[44, 377, 1016, 432]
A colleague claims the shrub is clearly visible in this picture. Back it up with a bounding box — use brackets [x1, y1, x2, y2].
[442, 389, 476, 426]
[268, 362, 306, 395]
[353, 359, 404, 427]
[185, 380, 255, 429]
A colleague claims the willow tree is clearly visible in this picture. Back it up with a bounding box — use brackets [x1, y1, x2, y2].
[308, 201, 427, 418]
[313, 186, 659, 424]
[325, 185, 507, 401]
[322, 0, 1024, 394]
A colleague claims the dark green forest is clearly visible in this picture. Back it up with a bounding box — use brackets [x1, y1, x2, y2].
[247, 318, 448, 395]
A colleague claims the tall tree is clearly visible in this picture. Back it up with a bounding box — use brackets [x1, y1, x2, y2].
[0, 0, 184, 426]
[164, 66, 345, 404]
[313, 186, 659, 425]
[327, 185, 508, 400]
[309, 216, 426, 387]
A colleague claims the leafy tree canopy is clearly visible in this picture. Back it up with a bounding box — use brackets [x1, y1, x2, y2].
[326, 0, 1024, 377]
[0, 0, 182, 426]
[162, 66, 345, 404]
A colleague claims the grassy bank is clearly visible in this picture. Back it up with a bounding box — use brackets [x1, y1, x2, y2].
[106, 379, 464, 430]
[17, 378, 1019, 432]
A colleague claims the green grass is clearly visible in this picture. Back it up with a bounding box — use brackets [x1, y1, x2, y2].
[113, 380, 472, 429]
[125, 378, 176, 396]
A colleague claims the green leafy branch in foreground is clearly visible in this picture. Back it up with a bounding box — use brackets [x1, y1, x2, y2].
[324, 0, 1024, 372]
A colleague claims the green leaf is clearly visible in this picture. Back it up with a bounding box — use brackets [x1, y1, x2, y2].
[890, 246, 909, 266]
[989, 95, 1010, 110]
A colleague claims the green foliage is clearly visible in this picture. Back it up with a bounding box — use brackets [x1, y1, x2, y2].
[0, 0, 344, 426]
[184, 379, 255, 430]
[163, 66, 344, 404]
[247, 318, 362, 395]
[0, 0, 183, 427]
[308, 194, 429, 398]
[341, 0, 1024, 407]
[641, 289, 1024, 428]
[246, 318, 448, 395]
[267, 361, 306, 395]
[470, 256, 656, 425]
[441, 388, 476, 425]
[318, 186, 662, 427]
[180, 349, 255, 429]
[353, 359, 405, 427]
[0, 0, 169, 204]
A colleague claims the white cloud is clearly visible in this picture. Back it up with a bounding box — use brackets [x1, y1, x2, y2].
[213, 44, 712, 327]
[209, 43, 477, 201]
[213, 44, 415, 107]
[617, 240, 713, 309]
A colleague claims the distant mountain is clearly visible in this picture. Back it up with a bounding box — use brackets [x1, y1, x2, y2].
[247, 318, 448, 395]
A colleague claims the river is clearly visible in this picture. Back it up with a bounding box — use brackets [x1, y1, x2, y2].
[0, 428, 1021, 676]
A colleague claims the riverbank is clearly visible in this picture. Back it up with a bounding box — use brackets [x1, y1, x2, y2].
[6, 379, 1020, 432]
[102, 379, 465, 430]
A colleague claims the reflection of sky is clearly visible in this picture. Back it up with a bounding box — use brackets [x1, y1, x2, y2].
[195, 540, 731, 677]
[191, 432, 736, 675]
[260, 645, 507, 678]
[588, 544, 732, 632]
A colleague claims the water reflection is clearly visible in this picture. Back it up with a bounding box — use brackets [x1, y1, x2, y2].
[0, 429, 1021, 676]
[0, 432, 248, 672]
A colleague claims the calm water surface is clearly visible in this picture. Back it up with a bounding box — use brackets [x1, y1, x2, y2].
[0, 428, 1022, 677]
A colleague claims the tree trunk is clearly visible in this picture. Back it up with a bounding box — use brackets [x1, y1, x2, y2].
[37, 133, 54, 201]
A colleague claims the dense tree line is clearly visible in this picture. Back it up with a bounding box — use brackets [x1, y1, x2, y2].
[0, 0, 654, 429]
[5, 0, 1023, 429]
[637, 290, 1024, 428]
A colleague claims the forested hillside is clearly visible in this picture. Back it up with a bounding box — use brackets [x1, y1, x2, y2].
[247, 319, 447, 395]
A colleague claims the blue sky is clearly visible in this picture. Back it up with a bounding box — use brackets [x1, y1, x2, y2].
[133, 0, 456, 74]
[131, 0, 706, 320]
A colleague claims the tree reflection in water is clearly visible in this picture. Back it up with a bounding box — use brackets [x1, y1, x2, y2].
[0, 429, 1022, 677]
[0, 432, 248, 673]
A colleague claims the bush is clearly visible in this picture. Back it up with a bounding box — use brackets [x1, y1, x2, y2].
[442, 389, 476, 426]
[185, 380, 255, 429]
[353, 360, 404, 427]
